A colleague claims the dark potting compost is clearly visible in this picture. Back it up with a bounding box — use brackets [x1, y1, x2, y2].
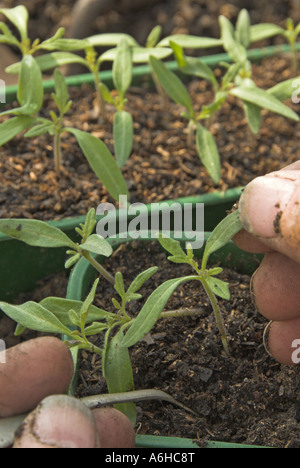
[74, 241, 300, 448]
[0, 54, 299, 221]
[1, 0, 300, 450]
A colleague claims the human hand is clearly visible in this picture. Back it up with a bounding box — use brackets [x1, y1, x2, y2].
[234, 161, 300, 366]
[0, 336, 135, 448]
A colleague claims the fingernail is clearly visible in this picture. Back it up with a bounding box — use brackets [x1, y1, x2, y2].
[249, 269, 258, 308]
[263, 321, 273, 357]
[239, 176, 296, 238]
[20, 395, 98, 448]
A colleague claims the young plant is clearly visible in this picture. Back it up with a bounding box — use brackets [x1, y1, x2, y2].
[0, 5, 70, 57]
[99, 38, 134, 168]
[6, 26, 171, 123]
[0, 58, 129, 202]
[158, 210, 243, 356]
[150, 15, 300, 184]
[0, 208, 115, 284]
[250, 17, 300, 75]
[0, 208, 243, 423]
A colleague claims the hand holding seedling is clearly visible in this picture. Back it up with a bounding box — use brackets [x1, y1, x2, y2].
[234, 162, 300, 365]
[0, 337, 135, 448]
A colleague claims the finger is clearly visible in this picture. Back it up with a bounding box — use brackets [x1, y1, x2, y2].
[0, 337, 74, 418]
[264, 318, 300, 366]
[238, 170, 300, 263]
[233, 229, 273, 254]
[13, 395, 99, 448]
[252, 252, 300, 321]
[92, 407, 135, 448]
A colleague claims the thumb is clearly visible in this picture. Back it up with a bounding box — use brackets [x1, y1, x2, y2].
[238, 169, 300, 263]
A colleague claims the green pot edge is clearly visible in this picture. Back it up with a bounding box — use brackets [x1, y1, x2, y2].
[0, 40, 294, 297]
[3, 43, 298, 102]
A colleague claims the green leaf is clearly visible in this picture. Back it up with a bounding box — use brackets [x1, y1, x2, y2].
[170, 41, 186, 68]
[41, 38, 90, 52]
[127, 267, 158, 294]
[202, 210, 243, 269]
[158, 235, 187, 259]
[1, 56, 43, 117]
[4, 55, 44, 116]
[14, 323, 26, 336]
[0, 115, 37, 146]
[219, 15, 247, 63]
[19, 55, 43, 112]
[80, 278, 99, 325]
[65, 253, 81, 269]
[222, 62, 243, 86]
[146, 25, 162, 48]
[149, 55, 194, 115]
[53, 69, 70, 113]
[40, 27, 65, 47]
[66, 128, 129, 201]
[24, 121, 54, 138]
[243, 101, 262, 134]
[99, 83, 114, 104]
[171, 42, 217, 88]
[0, 21, 20, 48]
[112, 298, 122, 309]
[199, 92, 227, 119]
[68, 309, 81, 327]
[114, 272, 126, 298]
[83, 208, 97, 239]
[80, 234, 113, 257]
[16, 52, 87, 73]
[206, 277, 230, 300]
[294, 22, 300, 37]
[103, 330, 136, 425]
[113, 37, 132, 99]
[0, 218, 76, 248]
[131, 47, 171, 63]
[196, 124, 221, 184]
[208, 267, 223, 276]
[87, 33, 138, 48]
[250, 23, 285, 43]
[121, 276, 197, 348]
[0, 301, 72, 336]
[101, 47, 172, 64]
[84, 321, 108, 335]
[0, 6, 29, 42]
[157, 35, 222, 49]
[114, 111, 133, 168]
[40, 297, 115, 327]
[267, 77, 300, 101]
[230, 83, 300, 121]
[235, 9, 251, 49]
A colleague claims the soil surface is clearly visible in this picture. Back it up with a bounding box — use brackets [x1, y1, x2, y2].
[0, 1, 300, 221]
[1, 0, 297, 47]
[0, 53, 299, 221]
[74, 241, 300, 448]
[1, 0, 300, 449]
